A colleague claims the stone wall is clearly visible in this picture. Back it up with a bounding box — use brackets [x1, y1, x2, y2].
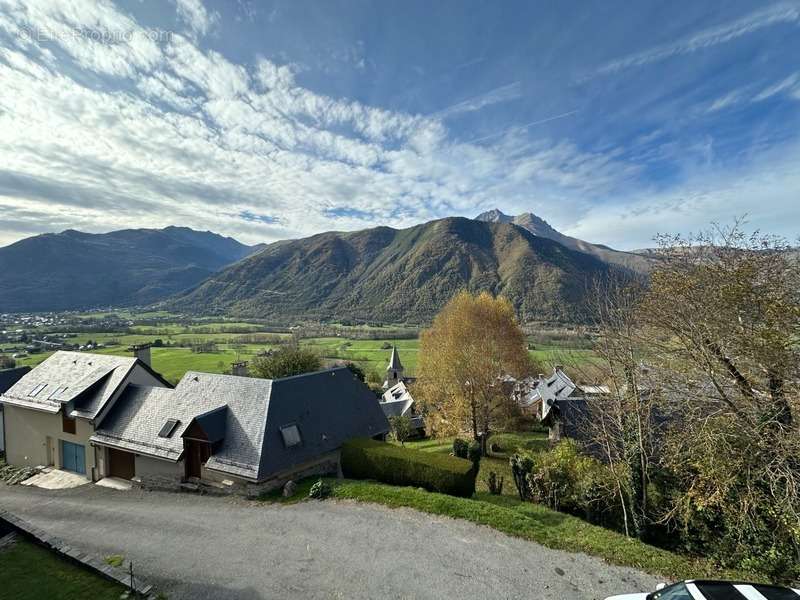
[130, 451, 341, 497]
[243, 452, 341, 497]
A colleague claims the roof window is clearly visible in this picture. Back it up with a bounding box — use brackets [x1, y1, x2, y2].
[48, 386, 69, 400]
[158, 418, 180, 438]
[28, 383, 47, 397]
[280, 424, 302, 448]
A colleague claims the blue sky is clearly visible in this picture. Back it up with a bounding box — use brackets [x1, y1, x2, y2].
[0, 0, 798, 249]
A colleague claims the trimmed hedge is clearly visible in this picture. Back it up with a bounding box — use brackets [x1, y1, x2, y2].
[341, 438, 477, 498]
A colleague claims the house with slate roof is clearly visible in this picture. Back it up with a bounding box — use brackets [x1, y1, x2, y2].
[92, 367, 389, 492]
[1, 349, 389, 493]
[513, 366, 611, 441]
[380, 381, 425, 436]
[0, 349, 169, 479]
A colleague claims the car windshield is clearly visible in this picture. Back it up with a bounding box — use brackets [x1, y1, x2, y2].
[647, 582, 691, 600]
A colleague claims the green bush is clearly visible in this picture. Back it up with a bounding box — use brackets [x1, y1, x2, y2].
[509, 453, 535, 500]
[309, 479, 332, 499]
[341, 438, 477, 498]
[526, 441, 619, 527]
[467, 441, 482, 468]
[452, 438, 469, 459]
[486, 471, 504, 495]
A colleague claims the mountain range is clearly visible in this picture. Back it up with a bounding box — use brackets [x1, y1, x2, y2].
[0, 227, 260, 312]
[474, 209, 653, 273]
[168, 217, 619, 323]
[0, 211, 646, 322]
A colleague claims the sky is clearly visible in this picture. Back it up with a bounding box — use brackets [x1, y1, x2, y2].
[0, 0, 799, 250]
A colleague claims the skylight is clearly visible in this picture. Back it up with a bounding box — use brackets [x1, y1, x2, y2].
[158, 418, 180, 438]
[280, 424, 302, 448]
[28, 383, 47, 397]
[48, 386, 69, 400]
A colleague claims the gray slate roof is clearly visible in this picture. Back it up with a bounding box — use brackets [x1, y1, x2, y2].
[93, 366, 390, 482]
[0, 352, 140, 419]
[386, 346, 403, 371]
[0, 367, 31, 395]
[90, 385, 183, 460]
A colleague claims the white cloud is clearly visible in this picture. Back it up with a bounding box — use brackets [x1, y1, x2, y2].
[565, 142, 800, 249]
[0, 0, 164, 78]
[171, 0, 218, 38]
[593, 2, 800, 77]
[0, 0, 796, 254]
[434, 81, 522, 119]
[753, 71, 800, 102]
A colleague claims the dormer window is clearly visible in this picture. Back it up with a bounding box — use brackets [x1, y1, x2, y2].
[280, 424, 302, 448]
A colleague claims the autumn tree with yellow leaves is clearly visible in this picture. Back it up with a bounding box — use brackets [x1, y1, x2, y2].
[416, 291, 535, 444]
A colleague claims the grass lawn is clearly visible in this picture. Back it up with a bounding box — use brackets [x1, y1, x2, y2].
[267, 477, 748, 582]
[399, 431, 549, 497]
[0, 538, 127, 599]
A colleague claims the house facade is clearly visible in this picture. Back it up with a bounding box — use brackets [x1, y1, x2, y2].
[0, 349, 169, 480]
[1, 351, 389, 494]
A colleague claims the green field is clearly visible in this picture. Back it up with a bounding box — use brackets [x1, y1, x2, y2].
[3, 315, 599, 384]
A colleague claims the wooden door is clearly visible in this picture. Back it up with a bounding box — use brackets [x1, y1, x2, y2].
[185, 440, 202, 479]
[108, 448, 136, 480]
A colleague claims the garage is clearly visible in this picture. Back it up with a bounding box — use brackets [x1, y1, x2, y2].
[60, 440, 86, 475]
[107, 447, 136, 480]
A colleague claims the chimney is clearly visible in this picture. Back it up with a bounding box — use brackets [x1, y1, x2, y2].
[231, 361, 249, 377]
[554, 364, 564, 373]
[131, 343, 151, 367]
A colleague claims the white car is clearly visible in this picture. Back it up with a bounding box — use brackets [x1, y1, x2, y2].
[606, 580, 800, 600]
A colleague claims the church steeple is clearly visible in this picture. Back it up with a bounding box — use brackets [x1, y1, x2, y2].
[384, 345, 404, 389]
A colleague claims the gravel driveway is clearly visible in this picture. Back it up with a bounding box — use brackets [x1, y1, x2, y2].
[0, 483, 657, 599]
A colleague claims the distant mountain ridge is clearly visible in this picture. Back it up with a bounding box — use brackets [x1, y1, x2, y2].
[169, 217, 617, 324]
[0, 226, 261, 312]
[474, 209, 653, 273]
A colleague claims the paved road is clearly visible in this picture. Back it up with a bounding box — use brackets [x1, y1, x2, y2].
[0, 483, 658, 599]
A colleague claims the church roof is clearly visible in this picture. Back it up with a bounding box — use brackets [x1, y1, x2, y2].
[386, 346, 403, 371]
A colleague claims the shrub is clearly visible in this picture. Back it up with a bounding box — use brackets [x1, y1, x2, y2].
[452, 438, 469, 459]
[509, 453, 535, 500]
[341, 438, 477, 498]
[486, 471, 504, 495]
[388, 414, 413, 446]
[526, 441, 619, 526]
[467, 441, 482, 468]
[309, 479, 332, 499]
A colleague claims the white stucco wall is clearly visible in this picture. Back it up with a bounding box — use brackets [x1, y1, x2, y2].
[3, 405, 96, 479]
[3, 361, 169, 480]
[135, 454, 182, 478]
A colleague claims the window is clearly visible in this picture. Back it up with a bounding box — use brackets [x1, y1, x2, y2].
[62, 411, 76, 434]
[280, 424, 302, 448]
[28, 383, 47, 397]
[158, 419, 180, 438]
[48, 386, 69, 400]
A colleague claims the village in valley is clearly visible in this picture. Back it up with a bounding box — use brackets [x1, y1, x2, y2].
[2, 237, 798, 600]
[1, 0, 799, 598]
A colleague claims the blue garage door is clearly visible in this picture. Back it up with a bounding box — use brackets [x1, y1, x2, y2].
[60, 440, 86, 475]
